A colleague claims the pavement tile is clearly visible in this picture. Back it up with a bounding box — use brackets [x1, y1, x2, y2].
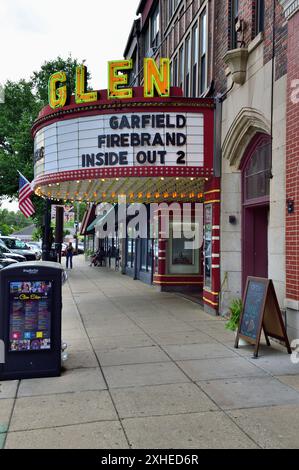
[18, 368, 106, 397]
[199, 376, 299, 410]
[163, 342, 238, 361]
[276, 375, 299, 391]
[96, 346, 170, 366]
[111, 383, 218, 418]
[10, 391, 117, 431]
[63, 349, 99, 370]
[0, 433, 5, 449]
[103, 362, 189, 389]
[0, 381, 18, 400]
[122, 412, 258, 448]
[0, 399, 14, 433]
[177, 357, 268, 381]
[247, 353, 299, 376]
[150, 330, 217, 346]
[227, 405, 299, 448]
[5, 421, 129, 449]
[90, 334, 155, 350]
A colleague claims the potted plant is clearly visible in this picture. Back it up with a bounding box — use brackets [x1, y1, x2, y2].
[225, 298, 243, 332]
[225, 298, 249, 345]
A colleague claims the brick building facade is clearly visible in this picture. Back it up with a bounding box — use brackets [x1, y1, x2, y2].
[123, 0, 299, 338]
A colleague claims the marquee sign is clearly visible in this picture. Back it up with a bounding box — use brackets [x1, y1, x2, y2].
[34, 112, 204, 178]
[32, 82, 214, 203]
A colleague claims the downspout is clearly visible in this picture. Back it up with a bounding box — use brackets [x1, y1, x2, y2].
[270, 0, 276, 178]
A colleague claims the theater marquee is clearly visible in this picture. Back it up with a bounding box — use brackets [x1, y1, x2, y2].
[32, 65, 214, 204]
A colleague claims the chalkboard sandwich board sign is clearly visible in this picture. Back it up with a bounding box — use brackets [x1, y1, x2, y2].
[235, 277, 291, 358]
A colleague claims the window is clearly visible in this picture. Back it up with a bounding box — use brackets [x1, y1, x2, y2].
[231, 0, 239, 49]
[200, 11, 207, 94]
[141, 239, 153, 272]
[168, 0, 173, 20]
[151, 5, 160, 50]
[144, 25, 150, 57]
[255, 0, 264, 35]
[179, 44, 184, 89]
[191, 23, 198, 97]
[168, 223, 200, 274]
[173, 54, 178, 86]
[184, 35, 191, 97]
[126, 239, 136, 268]
[244, 141, 271, 201]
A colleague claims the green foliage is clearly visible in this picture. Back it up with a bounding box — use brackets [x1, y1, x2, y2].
[0, 55, 88, 232]
[225, 298, 243, 332]
[31, 56, 89, 106]
[32, 226, 43, 241]
[0, 208, 32, 235]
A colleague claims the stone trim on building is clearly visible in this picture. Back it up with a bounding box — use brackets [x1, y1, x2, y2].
[222, 108, 271, 168]
[279, 0, 299, 19]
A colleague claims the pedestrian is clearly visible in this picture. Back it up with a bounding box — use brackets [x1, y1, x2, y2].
[66, 242, 74, 269]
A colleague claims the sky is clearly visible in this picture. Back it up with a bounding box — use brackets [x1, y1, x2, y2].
[0, 0, 139, 211]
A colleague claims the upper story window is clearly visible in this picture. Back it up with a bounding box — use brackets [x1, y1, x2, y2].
[144, 25, 151, 57]
[255, 0, 264, 35]
[185, 35, 191, 97]
[179, 44, 184, 89]
[173, 54, 178, 86]
[231, 0, 239, 49]
[191, 23, 198, 97]
[151, 5, 160, 50]
[169, 2, 208, 97]
[200, 10, 207, 94]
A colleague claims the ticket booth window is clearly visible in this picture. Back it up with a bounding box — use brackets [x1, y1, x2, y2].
[168, 223, 200, 274]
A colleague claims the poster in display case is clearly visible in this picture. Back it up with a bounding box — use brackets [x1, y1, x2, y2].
[9, 281, 52, 352]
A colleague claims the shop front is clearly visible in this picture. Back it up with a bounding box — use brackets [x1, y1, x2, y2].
[32, 66, 219, 313]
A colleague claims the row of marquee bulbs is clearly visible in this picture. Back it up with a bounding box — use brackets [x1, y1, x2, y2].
[34, 177, 207, 202]
[35, 190, 205, 202]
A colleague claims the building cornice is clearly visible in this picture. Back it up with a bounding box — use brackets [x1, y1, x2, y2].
[279, 0, 299, 19]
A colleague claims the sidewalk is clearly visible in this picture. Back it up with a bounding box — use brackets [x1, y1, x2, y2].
[1, 256, 299, 449]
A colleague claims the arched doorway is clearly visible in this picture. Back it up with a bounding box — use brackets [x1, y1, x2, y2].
[240, 133, 271, 291]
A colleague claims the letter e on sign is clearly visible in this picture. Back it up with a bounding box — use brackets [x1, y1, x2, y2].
[48, 71, 68, 109]
[144, 58, 170, 98]
[108, 60, 133, 99]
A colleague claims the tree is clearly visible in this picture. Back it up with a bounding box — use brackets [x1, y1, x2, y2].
[0, 55, 89, 231]
[0, 208, 31, 235]
[31, 55, 89, 105]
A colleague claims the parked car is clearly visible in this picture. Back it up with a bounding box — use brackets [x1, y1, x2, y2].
[0, 240, 26, 262]
[0, 256, 19, 267]
[77, 243, 85, 254]
[0, 236, 37, 261]
[27, 242, 42, 260]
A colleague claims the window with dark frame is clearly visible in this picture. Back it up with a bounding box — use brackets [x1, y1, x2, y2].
[173, 54, 178, 86]
[255, 0, 264, 35]
[200, 10, 207, 95]
[191, 22, 198, 97]
[185, 35, 191, 97]
[231, 0, 239, 49]
[151, 4, 160, 50]
[179, 44, 184, 90]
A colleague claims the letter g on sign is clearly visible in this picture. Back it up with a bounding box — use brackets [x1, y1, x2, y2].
[290, 339, 299, 364]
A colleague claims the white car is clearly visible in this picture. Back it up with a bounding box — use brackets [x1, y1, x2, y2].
[27, 242, 42, 260]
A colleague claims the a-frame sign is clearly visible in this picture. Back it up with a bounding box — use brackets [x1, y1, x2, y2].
[235, 277, 291, 358]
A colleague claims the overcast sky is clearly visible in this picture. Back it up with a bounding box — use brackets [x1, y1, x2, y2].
[0, 0, 139, 211]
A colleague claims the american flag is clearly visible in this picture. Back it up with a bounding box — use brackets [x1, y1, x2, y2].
[18, 172, 35, 218]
